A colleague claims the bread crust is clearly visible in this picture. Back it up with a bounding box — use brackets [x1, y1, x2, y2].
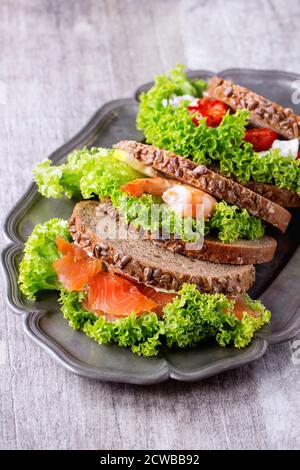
[149, 235, 277, 265]
[69, 201, 255, 294]
[244, 181, 300, 208]
[115, 140, 291, 233]
[103, 200, 277, 265]
[207, 76, 300, 140]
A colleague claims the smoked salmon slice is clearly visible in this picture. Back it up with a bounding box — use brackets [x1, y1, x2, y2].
[53, 237, 102, 291]
[231, 295, 261, 320]
[85, 271, 158, 317]
[137, 284, 176, 315]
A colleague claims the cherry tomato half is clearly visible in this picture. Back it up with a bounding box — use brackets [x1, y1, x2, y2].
[244, 128, 278, 152]
[188, 97, 229, 127]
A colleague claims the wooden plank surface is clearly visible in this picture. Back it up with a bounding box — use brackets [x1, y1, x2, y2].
[1, 0, 300, 450]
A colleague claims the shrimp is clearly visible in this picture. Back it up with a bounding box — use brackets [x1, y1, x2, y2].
[162, 184, 217, 219]
[120, 177, 178, 197]
[120, 177, 217, 220]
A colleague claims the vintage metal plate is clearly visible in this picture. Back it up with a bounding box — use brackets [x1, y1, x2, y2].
[2, 69, 300, 384]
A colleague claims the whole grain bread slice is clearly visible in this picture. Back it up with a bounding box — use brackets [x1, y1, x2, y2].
[149, 235, 277, 265]
[103, 200, 277, 265]
[69, 200, 255, 294]
[115, 140, 291, 233]
[209, 163, 300, 208]
[244, 181, 300, 208]
[206, 76, 300, 140]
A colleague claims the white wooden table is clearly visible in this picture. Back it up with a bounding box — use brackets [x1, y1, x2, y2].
[1, 0, 300, 450]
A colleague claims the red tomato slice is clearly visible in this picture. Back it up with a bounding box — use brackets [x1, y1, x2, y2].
[244, 128, 278, 151]
[86, 272, 158, 317]
[188, 97, 229, 127]
[53, 238, 102, 291]
[187, 102, 201, 114]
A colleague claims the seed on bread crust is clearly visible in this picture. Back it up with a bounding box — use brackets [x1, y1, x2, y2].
[143, 267, 153, 281]
[207, 76, 300, 140]
[119, 254, 132, 268]
[245, 181, 300, 207]
[115, 140, 291, 233]
[69, 201, 256, 293]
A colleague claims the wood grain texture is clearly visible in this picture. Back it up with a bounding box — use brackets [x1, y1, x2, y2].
[1, 0, 300, 450]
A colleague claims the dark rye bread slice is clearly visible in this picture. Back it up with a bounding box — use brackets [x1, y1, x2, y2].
[244, 181, 300, 208]
[150, 235, 277, 265]
[208, 162, 300, 208]
[69, 201, 255, 294]
[103, 199, 277, 265]
[115, 140, 292, 233]
[207, 76, 300, 140]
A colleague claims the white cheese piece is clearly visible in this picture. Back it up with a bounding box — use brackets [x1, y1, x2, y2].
[271, 139, 299, 158]
[162, 94, 195, 108]
[257, 151, 270, 158]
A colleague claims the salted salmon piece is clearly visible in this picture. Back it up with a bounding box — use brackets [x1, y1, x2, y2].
[86, 272, 158, 317]
[231, 295, 261, 321]
[56, 237, 75, 255]
[56, 237, 87, 260]
[137, 284, 176, 315]
[54, 238, 102, 291]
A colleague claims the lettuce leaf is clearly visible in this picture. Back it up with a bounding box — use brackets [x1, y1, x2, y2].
[18, 218, 70, 300]
[34, 143, 265, 244]
[34, 147, 142, 199]
[141, 63, 206, 103]
[163, 284, 271, 349]
[111, 190, 264, 244]
[59, 289, 164, 357]
[137, 66, 300, 194]
[205, 201, 265, 243]
[111, 189, 204, 243]
[19, 219, 271, 355]
[58, 284, 270, 356]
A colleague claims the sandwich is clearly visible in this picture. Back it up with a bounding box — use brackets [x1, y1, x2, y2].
[16, 144, 274, 356]
[20, 66, 300, 357]
[33, 145, 284, 265]
[136, 64, 300, 208]
[18, 201, 270, 357]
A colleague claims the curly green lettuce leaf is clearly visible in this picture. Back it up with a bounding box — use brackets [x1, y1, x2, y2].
[137, 66, 300, 194]
[59, 289, 164, 357]
[58, 285, 270, 356]
[18, 218, 70, 300]
[216, 295, 271, 348]
[18, 218, 270, 355]
[111, 189, 204, 243]
[206, 201, 265, 243]
[34, 147, 142, 200]
[143, 63, 206, 103]
[163, 284, 271, 349]
[34, 160, 66, 198]
[111, 190, 264, 244]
